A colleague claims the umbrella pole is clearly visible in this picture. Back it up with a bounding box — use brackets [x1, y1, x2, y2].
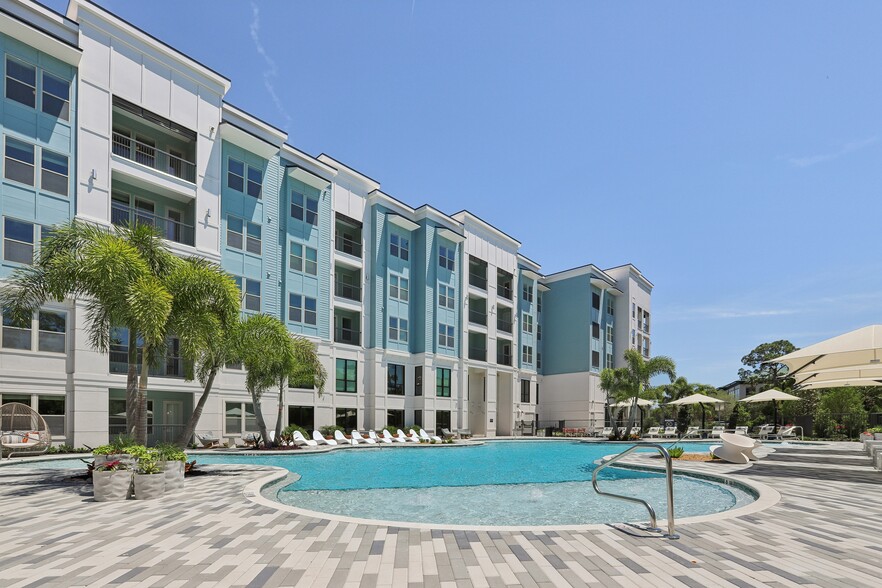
[701, 403, 706, 433]
[773, 401, 778, 433]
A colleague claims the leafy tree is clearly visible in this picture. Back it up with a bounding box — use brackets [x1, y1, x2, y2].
[271, 336, 327, 443]
[600, 349, 675, 439]
[738, 340, 797, 392]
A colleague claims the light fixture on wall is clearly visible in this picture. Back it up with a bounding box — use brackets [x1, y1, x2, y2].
[90, 169, 97, 181]
[209, 126, 215, 138]
[205, 208, 211, 219]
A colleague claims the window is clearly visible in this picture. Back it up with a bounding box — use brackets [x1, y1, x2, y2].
[632, 302, 636, 318]
[291, 192, 319, 226]
[390, 234, 409, 260]
[522, 282, 533, 302]
[607, 298, 615, 316]
[288, 294, 317, 325]
[439, 245, 455, 270]
[2, 312, 31, 350]
[389, 275, 409, 301]
[38, 396, 65, 436]
[591, 322, 600, 339]
[389, 317, 408, 342]
[387, 409, 404, 430]
[521, 379, 531, 403]
[537, 352, 542, 370]
[387, 363, 405, 396]
[38, 310, 66, 353]
[6, 57, 35, 108]
[336, 408, 357, 430]
[537, 324, 542, 341]
[537, 294, 542, 312]
[438, 323, 455, 348]
[247, 166, 262, 198]
[522, 345, 533, 364]
[592, 292, 601, 310]
[246, 222, 261, 254]
[591, 350, 600, 369]
[4, 218, 34, 264]
[414, 409, 423, 427]
[227, 158, 244, 192]
[288, 405, 314, 430]
[631, 329, 636, 345]
[436, 409, 451, 434]
[289, 242, 318, 275]
[235, 277, 261, 312]
[226, 216, 243, 249]
[5, 137, 35, 186]
[438, 284, 455, 309]
[41, 150, 68, 196]
[41, 72, 70, 120]
[523, 313, 533, 334]
[436, 367, 451, 397]
[415, 366, 423, 396]
[336, 359, 357, 393]
[606, 325, 614, 344]
[225, 401, 257, 435]
[606, 352, 614, 368]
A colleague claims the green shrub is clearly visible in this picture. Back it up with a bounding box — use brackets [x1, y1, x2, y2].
[319, 425, 344, 437]
[47, 444, 90, 455]
[668, 446, 685, 459]
[154, 443, 187, 463]
[283, 424, 309, 438]
[870, 426, 882, 434]
[137, 457, 162, 475]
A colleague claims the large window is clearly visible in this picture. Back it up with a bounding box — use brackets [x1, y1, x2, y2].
[288, 294, 317, 325]
[5, 137, 35, 186]
[438, 284, 455, 309]
[225, 401, 257, 435]
[40, 150, 68, 196]
[38, 310, 66, 353]
[436, 367, 451, 397]
[226, 216, 261, 254]
[413, 409, 422, 427]
[523, 313, 533, 334]
[4, 218, 35, 265]
[234, 277, 261, 312]
[387, 363, 405, 395]
[290, 242, 318, 275]
[607, 325, 614, 344]
[522, 345, 533, 365]
[439, 245, 455, 270]
[291, 191, 319, 226]
[247, 166, 262, 198]
[389, 317, 408, 342]
[436, 410, 451, 434]
[521, 379, 531, 403]
[2, 312, 31, 350]
[227, 158, 244, 192]
[387, 409, 404, 430]
[336, 359, 357, 393]
[591, 322, 600, 339]
[415, 366, 423, 396]
[288, 406, 314, 431]
[336, 407, 357, 430]
[390, 234, 409, 260]
[41, 71, 70, 120]
[592, 292, 600, 310]
[5, 57, 35, 108]
[591, 350, 600, 369]
[38, 396, 65, 436]
[389, 274, 409, 301]
[522, 282, 533, 302]
[607, 297, 615, 316]
[438, 323, 455, 349]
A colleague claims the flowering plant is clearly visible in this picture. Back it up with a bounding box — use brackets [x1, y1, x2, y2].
[94, 459, 128, 472]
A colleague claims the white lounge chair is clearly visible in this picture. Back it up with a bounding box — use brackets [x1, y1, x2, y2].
[711, 432, 760, 464]
[292, 430, 317, 447]
[645, 427, 660, 439]
[196, 431, 220, 448]
[370, 430, 392, 444]
[352, 429, 376, 444]
[618, 427, 627, 437]
[334, 430, 357, 445]
[662, 426, 678, 438]
[683, 426, 700, 439]
[629, 427, 641, 437]
[768, 425, 798, 440]
[440, 428, 457, 440]
[596, 427, 613, 438]
[417, 429, 442, 442]
[710, 426, 725, 438]
[754, 424, 774, 439]
[313, 430, 338, 445]
[383, 429, 405, 443]
[734, 426, 748, 436]
[394, 429, 414, 443]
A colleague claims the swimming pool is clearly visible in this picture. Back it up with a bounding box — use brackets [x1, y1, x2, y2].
[8, 440, 756, 526]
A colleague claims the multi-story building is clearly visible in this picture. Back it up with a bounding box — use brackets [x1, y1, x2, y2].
[0, 0, 653, 446]
[719, 380, 755, 401]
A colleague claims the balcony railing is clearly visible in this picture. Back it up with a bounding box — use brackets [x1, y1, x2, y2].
[112, 132, 196, 183]
[111, 202, 195, 246]
[497, 352, 512, 366]
[497, 285, 513, 300]
[468, 347, 487, 362]
[335, 327, 361, 346]
[109, 350, 189, 378]
[334, 280, 361, 302]
[497, 318, 513, 333]
[468, 308, 487, 326]
[469, 273, 487, 290]
[335, 233, 362, 258]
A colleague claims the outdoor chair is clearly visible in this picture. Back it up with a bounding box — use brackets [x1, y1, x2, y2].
[0, 402, 51, 459]
[417, 429, 442, 442]
[683, 426, 700, 439]
[598, 427, 613, 438]
[334, 430, 357, 445]
[629, 427, 641, 437]
[371, 430, 392, 444]
[710, 425, 725, 438]
[734, 426, 749, 436]
[383, 429, 405, 443]
[662, 427, 677, 438]
[291, 430, 317, 447]
[313, 430, 337, 445]
[711, 432, 762, 464]
[196, 431, 220, 448]
[352, 430, 376, 444]
[396, 429, 418, 443]
[645, 427, 660, 439]
[754, 424, 774, 439]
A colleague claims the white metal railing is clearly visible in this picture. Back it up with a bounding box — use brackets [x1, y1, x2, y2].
[592, 443, 679, 538]
[112, 132, 196, 183]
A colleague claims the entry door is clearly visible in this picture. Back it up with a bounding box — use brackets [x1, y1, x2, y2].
[163, 400, 183, 443]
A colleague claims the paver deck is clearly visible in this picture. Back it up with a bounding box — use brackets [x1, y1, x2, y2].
[0, 441, 878, 587]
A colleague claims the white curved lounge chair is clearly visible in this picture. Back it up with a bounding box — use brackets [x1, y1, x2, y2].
[292, 430, 317, 447]
[352, 430, 376, 444]
[597, 427, 613, 438]
[313, 430, 338, 445]
[417, 429, 441, 442]
[629, 427, 640, 437]
[371, 430, 392, 444]
[397, 429, 418, 442]
[334, 430, 357, 445]
[384, 429, 405, 443]
[711, 432, 758, 464]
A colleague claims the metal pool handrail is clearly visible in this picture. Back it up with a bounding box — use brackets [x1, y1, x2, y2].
[592, 443, 679, 539]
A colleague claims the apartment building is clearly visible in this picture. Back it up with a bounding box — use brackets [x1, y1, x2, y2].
[0, 0, 652, 446]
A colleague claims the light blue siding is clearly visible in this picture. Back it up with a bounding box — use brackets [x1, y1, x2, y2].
[539, 274, 592, 375]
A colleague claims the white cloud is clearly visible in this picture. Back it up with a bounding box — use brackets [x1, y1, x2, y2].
[249, 3, 293, 129]
[788, 136, 877, 168]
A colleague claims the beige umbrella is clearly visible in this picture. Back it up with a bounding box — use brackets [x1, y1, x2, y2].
[740, 389, 801, 431]
[665, 393, 725, 431]
[791, 363, 882, 389]
[611, 398, 654, 429]
[773, 325, 882, 377]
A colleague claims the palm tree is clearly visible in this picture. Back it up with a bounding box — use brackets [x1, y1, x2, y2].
[271, 336, 327, 444]
[600, 349, 676, 439]
[0, 221, 176, 444]
[658, 377, 722, 432]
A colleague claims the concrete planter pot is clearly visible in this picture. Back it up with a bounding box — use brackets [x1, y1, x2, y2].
[874, 433, 882, 441]
[93, 470, 132, 502]
[134, 473, 165, 500]
[94, 454, 136, 470]
[160, 460, 185, 493]
[860, 433, 874, 442]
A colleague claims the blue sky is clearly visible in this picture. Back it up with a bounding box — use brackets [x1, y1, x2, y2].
[51, 1, 882, 386]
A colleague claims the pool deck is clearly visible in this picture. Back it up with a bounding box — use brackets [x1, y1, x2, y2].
[1, 441, 880, 587]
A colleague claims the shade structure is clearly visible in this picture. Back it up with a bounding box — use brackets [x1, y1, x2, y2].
[773, 325, 882, 377]
[740, 388, 801, 432]
[610, 398, 655, 408]
[799, 377, 882, 390]
[665, 393, 725, 431]
[791, 363, 882, 390]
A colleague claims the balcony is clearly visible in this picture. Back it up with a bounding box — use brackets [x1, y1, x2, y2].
[468, 308, 487, 326]
[497, 269, 513, 300]
[335, 233, 362, 258]
[109, 350, 190, 378]
[468, 332, 487, 362]
[111, 201, 194, 247]
[469, 257, 488, 290]
[335, 327, 361, 346]
[112, 131, 196, 184]
[334, 279, 361, 302]
[334, 309, 361, 347]
[335, 214, 363, 260]
[496, 347, 512, 366]
[497, 316, 513, 333]
[468, 346, 487, 362]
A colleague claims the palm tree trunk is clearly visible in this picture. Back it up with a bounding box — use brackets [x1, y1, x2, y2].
[625, 396, 639, 436]
[272, 379, 284, 448]
[126, 341, 138, 438]
[136, 344, 150, 445]
[175, 367, 218, 448]
[248, 388, 270, 447]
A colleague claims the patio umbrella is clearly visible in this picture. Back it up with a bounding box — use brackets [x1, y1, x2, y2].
[791, 363, 882, 389]
[665, 393, 725, 431]
[611, 398, 654, 429]
[740, 388, 800, 432]
[773, 325, 882, 377]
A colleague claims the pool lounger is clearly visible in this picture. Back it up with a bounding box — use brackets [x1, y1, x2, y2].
[313, 430, 338, 446]
[352, 430, 377, 444]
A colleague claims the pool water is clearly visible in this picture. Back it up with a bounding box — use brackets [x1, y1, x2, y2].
[8, 441, 756, 526]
